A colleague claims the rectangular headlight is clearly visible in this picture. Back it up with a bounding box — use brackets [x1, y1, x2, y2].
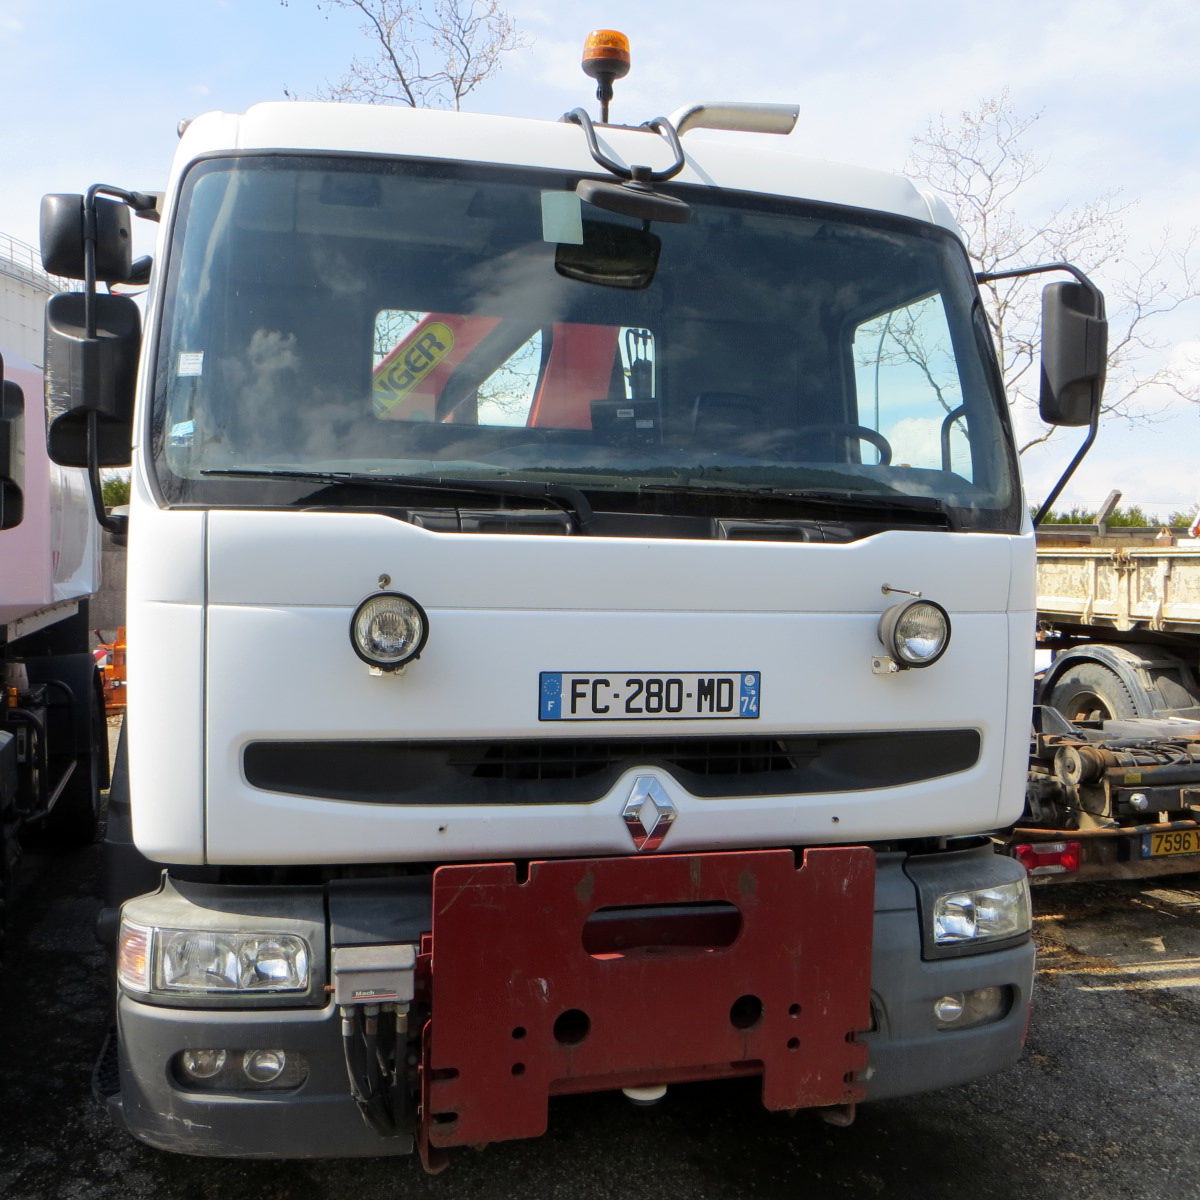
[117, 919, 310, 996]
[156, 929, 310, 993]
[932, 879, 1031, 947]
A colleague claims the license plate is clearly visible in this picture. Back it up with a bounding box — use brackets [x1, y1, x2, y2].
[539, 672, 760, 721]
[1140, 830, 1200, 858]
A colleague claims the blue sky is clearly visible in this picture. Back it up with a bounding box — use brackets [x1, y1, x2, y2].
[3, 0, 1198, 514]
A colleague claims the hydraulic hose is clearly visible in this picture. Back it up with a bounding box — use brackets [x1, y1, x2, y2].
[340, 1005, 398, 1137]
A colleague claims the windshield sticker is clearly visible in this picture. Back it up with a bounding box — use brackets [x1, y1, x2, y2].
[373, 321, 456, 417]
[540, 191, 584, 246]
[168, 420, 195, 447]
[177, 351, 204, 377]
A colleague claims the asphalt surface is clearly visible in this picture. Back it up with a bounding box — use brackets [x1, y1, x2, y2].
[2, 824, 1199, 1199]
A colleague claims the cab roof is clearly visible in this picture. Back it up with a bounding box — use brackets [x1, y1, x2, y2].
[171, 102, 958, 236]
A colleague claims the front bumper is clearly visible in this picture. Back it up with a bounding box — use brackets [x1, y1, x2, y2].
[111, 844, 1033, 1159]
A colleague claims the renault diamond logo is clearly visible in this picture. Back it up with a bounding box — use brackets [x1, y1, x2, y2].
[622, 775, 677, 852]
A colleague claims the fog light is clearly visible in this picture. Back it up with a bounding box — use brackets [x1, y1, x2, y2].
[935, 986, 1009, 1030]
[180, 1048, 228, 1080]
[172, 1049, 309, 1092]
[933, 994, 964, 1024]
[243, 1049, 287, 1084]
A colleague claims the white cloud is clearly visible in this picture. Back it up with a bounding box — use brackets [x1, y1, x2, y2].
[886, 417, 942, 469]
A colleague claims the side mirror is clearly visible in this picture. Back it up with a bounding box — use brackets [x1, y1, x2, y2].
[1039, 280, 1107, 426]
[44, 292, 141, 467]
[0, 354, 24, 531]
[41, 193, 133, 283]
[107, 504, 129, 548]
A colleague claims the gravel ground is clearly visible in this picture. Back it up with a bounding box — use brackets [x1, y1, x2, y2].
[2, 832, 1198, 1200]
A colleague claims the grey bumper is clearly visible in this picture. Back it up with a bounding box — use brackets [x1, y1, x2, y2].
[111, 995, 414, 1159]
[111, 843, 1033, 1158]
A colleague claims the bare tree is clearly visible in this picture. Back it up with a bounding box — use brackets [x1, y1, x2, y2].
[907, 92, 1199, 453]
[311, 0, 525, 110]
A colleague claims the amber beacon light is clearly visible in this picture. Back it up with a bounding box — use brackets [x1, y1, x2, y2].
[582, 29, 631, 122]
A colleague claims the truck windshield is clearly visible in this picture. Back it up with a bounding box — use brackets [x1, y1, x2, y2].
[150, 155, 1020, 532]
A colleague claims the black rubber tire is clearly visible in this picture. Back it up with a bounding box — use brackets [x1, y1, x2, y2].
[0, 815, 16, 963]
[1044, 662, 1143, 723]
[26, 675, 106, 849]
[37, 749, 101, 847]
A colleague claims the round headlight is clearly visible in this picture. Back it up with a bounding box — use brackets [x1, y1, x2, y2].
[351, 593, 428, 670]
[878, 599, 950, 668]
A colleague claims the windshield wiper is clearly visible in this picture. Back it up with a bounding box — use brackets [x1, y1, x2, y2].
[202, 468, 596, 533]
[636, 483, 954, 528]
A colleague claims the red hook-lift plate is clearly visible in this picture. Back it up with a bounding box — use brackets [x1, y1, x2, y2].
[421, 847, 875, 1149]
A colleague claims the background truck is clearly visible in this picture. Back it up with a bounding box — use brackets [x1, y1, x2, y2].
[41, 32, 1108, 1167]
[1011, 520, 1200, 881]
[0, 233, 109, 943]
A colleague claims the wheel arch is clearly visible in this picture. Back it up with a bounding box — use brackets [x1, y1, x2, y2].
[1038, 642, 1200, 719]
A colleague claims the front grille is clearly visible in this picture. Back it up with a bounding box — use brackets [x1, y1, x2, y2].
[243, 729, 980, 805]
[465, 737, 802, 782]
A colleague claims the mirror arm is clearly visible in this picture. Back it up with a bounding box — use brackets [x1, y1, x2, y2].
[1031, 405, 1100, 528]
[85, 411, 127, 537]
[976, 262, 1106, 318]
[79, 182, 143, 526]
[563, 108, 633, 179]
[82, 184, 159, 334]
[977, 262, 1106, 526]
[83, 190, 99, 340]
[563, 109, 686, 183]
[638, 118, 686, 181]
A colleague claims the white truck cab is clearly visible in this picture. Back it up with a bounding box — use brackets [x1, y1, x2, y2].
[40, 36, 1108, 1165]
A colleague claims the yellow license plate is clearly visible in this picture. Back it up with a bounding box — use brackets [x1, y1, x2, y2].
[1141, 830, 1200, 858]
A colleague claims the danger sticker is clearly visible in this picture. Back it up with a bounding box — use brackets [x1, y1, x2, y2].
[373, 322, 455, 416]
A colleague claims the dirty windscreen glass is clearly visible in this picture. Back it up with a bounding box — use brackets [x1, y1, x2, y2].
[150, 155, 1020, 531]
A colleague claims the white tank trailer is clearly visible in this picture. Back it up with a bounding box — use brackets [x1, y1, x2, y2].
[0, 233, 108, 945]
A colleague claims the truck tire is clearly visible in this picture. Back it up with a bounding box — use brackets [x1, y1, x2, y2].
[1044, 661, 1142, 722]
[0, 812, 15, 960]
[25, 670, 107, 848]
[0, 734, 18, 958]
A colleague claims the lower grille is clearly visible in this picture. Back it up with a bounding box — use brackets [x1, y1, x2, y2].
[243, 729, 980, 805]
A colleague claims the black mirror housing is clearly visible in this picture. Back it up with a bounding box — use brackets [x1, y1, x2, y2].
[1039, 280, 1107, 426]
[0, 354, 25, 530]
[555, 220, 662, 290]
[40, 193, 133, 283]
[576, 178, 690, 225]
[127, 255, 154, 286]
[44, 292, 140, 467]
